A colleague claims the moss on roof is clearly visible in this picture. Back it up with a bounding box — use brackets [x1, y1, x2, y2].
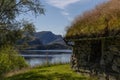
[65, 0, 120, 39]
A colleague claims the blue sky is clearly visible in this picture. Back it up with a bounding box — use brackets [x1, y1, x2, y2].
[18, 0, 107, 36]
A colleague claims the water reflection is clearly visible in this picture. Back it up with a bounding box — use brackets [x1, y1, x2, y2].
[21, 50, 72, 66]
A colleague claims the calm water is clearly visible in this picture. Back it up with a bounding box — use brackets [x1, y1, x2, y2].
[21, 50, 72, 66]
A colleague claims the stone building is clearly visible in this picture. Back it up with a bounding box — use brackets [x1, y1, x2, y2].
[65, 0, 120, 79]
[65, 36, 120, 80]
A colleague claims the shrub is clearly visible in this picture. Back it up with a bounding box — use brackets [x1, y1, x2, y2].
[0, 45, 28, 77]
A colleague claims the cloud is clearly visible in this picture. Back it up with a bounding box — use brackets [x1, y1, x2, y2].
[61, 11, 69, 16]
[46, 0, 89, 21]
[61, 11, 73, 21]
[46, 0, 81, 9]
[67, 16, 73, 21]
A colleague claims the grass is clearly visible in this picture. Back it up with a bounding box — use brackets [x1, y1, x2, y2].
[4, 64, 98, 80]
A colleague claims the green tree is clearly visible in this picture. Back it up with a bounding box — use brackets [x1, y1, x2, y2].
[0, 0, 44, 77]
[0, 0, 44, 23]
[0, 0, 44, 47]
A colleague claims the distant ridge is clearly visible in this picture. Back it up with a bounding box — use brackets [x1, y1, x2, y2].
[17, 31, 70, 50]
[34, 31, 66, 45]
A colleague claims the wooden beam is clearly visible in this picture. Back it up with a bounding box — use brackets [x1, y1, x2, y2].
[66, 36, 120, 42]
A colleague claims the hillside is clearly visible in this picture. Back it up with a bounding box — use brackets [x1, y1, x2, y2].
[17, 31, 70, 50]
[34, 31, 66, 45]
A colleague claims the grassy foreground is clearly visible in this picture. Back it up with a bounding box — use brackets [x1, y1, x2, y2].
[5, 64, 97, 80]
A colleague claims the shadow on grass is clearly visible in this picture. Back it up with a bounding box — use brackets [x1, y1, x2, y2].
[5, 71, 87, 80]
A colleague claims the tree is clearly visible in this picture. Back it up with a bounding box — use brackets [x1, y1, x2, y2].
[0, 0, 44, 76]
[0, 0, 44, 23]
[0, 0, 44, 47]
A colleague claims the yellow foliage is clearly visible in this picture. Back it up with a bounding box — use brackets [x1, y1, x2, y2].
[65, 0, 120, 38]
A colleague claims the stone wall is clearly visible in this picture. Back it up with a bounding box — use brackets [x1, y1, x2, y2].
[101, 38, 120, 79]
[71, 41, 91, 71]
[70, 37, 120, 80]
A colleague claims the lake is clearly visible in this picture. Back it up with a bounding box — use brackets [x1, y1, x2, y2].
[20, 50, 72, 66]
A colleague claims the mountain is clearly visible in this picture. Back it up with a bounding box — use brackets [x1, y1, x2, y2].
[17, 31, 70, 50]
[34, 31, 66, 45]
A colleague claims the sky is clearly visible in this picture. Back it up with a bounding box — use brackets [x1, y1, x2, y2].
[18, 0, 107, 36]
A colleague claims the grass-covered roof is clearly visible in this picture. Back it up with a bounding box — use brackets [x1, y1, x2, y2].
[65, 0, 120, 39]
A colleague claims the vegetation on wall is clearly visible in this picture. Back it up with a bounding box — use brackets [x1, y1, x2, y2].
[65, 0, 120, 39]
